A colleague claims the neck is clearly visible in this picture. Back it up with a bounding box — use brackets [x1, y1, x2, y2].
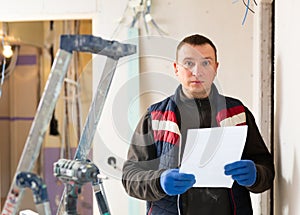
[182, 87, 211, 99]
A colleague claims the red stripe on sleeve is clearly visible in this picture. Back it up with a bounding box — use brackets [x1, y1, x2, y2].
[153, 130, 179, 145]
[216, 105, 245, 124]
[151, 110, 177, 123]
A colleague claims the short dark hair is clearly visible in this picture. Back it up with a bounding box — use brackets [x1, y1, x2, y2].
[176, 34, 217, 61]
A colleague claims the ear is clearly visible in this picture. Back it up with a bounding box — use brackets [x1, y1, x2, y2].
[173, 62, 179, 76]
[214, 62, 219, 75]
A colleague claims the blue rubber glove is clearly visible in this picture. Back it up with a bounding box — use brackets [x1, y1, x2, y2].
[160, 169, 196, 196]
[224, 160, 257, 187]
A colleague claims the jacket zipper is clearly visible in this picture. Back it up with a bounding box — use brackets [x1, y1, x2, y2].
[230, 189, 237, 215]
[195, 99, 204, 128]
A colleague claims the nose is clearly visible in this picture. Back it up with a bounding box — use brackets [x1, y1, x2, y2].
[191, 64, 203, 78]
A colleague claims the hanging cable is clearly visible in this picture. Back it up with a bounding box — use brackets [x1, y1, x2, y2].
[232, 0, 257, 25]
[111, 0, 168, 38]
[0, 37, 6, 98]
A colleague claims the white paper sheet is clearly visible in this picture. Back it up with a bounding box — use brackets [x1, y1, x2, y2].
[179, 126, 248, 188]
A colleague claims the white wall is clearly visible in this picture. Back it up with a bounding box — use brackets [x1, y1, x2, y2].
[274, 0, 300, 214]
[0, 0, 262, 214]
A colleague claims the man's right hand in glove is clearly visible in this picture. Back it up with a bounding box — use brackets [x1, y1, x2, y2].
[160, 168, 196, 196]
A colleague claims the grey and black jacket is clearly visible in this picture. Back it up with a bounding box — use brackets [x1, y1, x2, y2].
[122, 84, 275, 215]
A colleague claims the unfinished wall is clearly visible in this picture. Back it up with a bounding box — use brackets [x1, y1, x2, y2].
[0, 20, 92, 213]
[0, 22, 44, 211]
[0, 49, 43, 210]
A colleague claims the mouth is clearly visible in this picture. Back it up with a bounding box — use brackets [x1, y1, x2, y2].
[191, 80, 204, 84]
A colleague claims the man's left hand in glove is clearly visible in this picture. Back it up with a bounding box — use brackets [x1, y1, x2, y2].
[224, 160, 257, 187]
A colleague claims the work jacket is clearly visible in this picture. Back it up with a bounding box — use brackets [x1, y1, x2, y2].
[122, 84, 275, 215]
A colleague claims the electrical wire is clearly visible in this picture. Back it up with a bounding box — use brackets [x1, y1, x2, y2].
[0, 37, 6, 98]
[111, 0, 168, 38]
[243, 0, 255, 14]
[233, 0, 256, 25]
[242, 0, 256, 25]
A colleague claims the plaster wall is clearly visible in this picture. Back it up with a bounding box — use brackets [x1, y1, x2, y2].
[274, 0, 300, 214]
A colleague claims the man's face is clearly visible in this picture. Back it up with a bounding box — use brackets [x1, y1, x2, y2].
[174, 43, 219, 99]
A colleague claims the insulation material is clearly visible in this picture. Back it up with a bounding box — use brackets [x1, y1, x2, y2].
[0, 44, 41, 210]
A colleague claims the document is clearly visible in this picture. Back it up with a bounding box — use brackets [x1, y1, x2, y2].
[179, 126, 248, 188]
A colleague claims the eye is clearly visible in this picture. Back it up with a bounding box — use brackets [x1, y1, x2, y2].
[201, 60, 211, 67]
[183, 60, 195, 69]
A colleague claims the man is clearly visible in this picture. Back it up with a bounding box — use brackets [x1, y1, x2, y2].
[122, 34, 274, 215]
